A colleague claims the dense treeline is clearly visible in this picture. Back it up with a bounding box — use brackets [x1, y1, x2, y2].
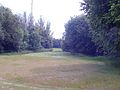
[53, 38, 62, 48]
[62, 16, 97, 55]
[62, 0, 120, 57]
[0, 5, 52, 53]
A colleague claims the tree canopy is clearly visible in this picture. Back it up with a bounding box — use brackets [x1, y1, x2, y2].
[62, 16, 97, 55]
[62, 0, 120, 57]
[0, 5, 53, 53]
[81, 0, 120, 57]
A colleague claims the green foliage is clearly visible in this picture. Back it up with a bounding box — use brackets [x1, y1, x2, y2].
[0, 6, 23, 52]
[53, 38, 62, 48]
[41, 21, 53, 49]
[0, 5, 53, 53]
[104, 0, 120, 27]
[81, 0, 120, 57]
[25, 15, 53, 51]
[62, 16, 97, 55]
[27, 14, 41, 51]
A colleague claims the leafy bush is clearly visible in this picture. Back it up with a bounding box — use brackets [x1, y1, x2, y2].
[62, 16, 97, 56]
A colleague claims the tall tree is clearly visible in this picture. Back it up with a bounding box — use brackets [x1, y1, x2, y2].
[27, 14, 42, 51]
[37, 17, 52, 49]
[0, 6, 23, 52]
[0, 5, 53, 53]
[81, 0, 120, 57]
[62, 16, 97, 55]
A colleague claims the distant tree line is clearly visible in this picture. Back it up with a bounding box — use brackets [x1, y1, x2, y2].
[62, 0, 120, 57]
[53, 38, 62, 48]
[0, 5, 53, 53]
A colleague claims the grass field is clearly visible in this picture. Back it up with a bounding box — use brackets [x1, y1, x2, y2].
[0, 49, 120, 90]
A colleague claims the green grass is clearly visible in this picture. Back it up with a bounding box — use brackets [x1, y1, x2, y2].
[0, 49, 120, 90]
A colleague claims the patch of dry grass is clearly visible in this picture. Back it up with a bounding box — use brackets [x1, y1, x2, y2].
[0, 50, 119, 90]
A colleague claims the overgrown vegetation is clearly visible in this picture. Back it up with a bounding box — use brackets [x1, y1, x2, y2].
[62, 0, 120, 57]
[0, 5, 53, 53]
[81, 0, 120, 57]
[62, 16, 97, 55]
[62, 0, 120, 67]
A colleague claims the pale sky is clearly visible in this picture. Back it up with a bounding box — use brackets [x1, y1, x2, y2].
[0, 0, 83, 39]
